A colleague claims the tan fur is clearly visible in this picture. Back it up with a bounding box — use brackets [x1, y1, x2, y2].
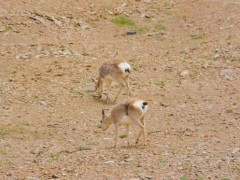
[101, 98, 148, 148]
[95, 60, 131, 102]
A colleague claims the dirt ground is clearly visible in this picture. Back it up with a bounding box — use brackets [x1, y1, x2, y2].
[0, 0, 240, 179]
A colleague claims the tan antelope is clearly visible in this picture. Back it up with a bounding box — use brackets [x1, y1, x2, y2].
[101, 98, 148, 147]
[93, 60, 131, 102]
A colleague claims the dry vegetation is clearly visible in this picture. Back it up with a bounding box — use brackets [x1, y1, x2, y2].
[0, 0, 240, 179]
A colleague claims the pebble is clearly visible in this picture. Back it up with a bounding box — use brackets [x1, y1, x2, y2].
[232, 148, 240, 155]
[220, 68, 233, 80]
[104, 160, 115, 164]
[39, 101, 47, 106]
[180, 70, 189, 78]
[83, 85, 95, 92]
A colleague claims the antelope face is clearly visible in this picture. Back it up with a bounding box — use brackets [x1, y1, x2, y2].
[101, 109, 112, 131]
[101, 117, 111, 131]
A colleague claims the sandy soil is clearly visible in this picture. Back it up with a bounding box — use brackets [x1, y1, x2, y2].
[0, 0, 240, 179]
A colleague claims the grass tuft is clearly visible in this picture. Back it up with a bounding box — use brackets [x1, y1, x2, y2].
[155, 20, 166, 31]
[179, 176, 189, 180]
[49, 150, 65, 159]
[191, 34, 205, 40]
[112, 15, 135, 26]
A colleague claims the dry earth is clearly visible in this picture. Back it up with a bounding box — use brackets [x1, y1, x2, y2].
[0, 0, 240, 179]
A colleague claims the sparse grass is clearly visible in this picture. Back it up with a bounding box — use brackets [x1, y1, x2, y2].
[119, 153, 130, 161]
[156, 36, 165, 41]
[132, 66, 138, 71]
[159, 159, 168, 164]
[179, 176, 189, 180]
[42, 76, 52, 82]
[112, 15, 135, 26]
[221, 178, 231, 180]
[5, 25, 12, 31]
[0, 124, 43, 140]
[97, 124, 102, 128]
[155, 20, 166, 31]
[191, 34, 205, 40]
[154, 81, 165, 88]
[8, 70, 17, 74]
[120, 134, 127, 138]
[182, 15, 188, 21]
[0, 128, 9, 138]
[49, 150, 65, 159]
[165, 10, 173, 16]
[196, 174, 204, 180]
[86, 141, 99, 146]
[183, 162, 191, 170]
[226, 108, 233, 113]
[131, 25, 149, 33]
[200, 55, 212, 61]
[69, 88, 83, 97]
[0, 148, 8, 155]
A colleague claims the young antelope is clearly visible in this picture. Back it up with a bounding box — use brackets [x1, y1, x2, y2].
[94, 60, 131, 102]
[101, 98, 148, 147]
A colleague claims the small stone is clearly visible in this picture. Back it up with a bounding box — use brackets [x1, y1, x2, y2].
[104, 160, 114, 164]
[140, 13, 151, 18]
[222, 157, 235, 162]
[214, 54, 221, 60]
[180, 70, 189, 78]
[6, 172, 12, 176]
[232, 148, 240, 155]
[139, 174, 153, 179]
[39, 101, 47, 106]
[202, 62, 208, 69]
[117, 3, 127, 13]
[142, 0, 151, 3]
[83, 85, 95, 92]
[126, 31, 137, 35]
[220, 68, 233, 80]
[51, 174, 59, 178]
[220, 68, 233, 76]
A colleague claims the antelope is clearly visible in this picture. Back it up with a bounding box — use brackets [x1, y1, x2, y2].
[101, 98, 148, 148]
[93, 60, 131, 102]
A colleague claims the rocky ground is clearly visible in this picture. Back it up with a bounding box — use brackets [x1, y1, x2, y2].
[0, 0, 240, 179]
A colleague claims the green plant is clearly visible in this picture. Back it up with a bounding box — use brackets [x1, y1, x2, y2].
[97, 124, 102, 128]
[5, 25, 12, 31]
[131, 25, 149, 33]
[226, 108, 233, 113]
[120, 134, 127, 138]
[112, 15, 135, 26]
[86, 141, 99, 146]
[49, 150, 65, 159]
[154, 81, 165, 88]
[179, 176, 189, 180]
[155, 20, 166, 31]
[165, 10, 173, 16]
[191, 34, 205, 40]
[69, 88, 83, 97]
[183, 162, 191, 170]
[9, 70, 17, 74]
